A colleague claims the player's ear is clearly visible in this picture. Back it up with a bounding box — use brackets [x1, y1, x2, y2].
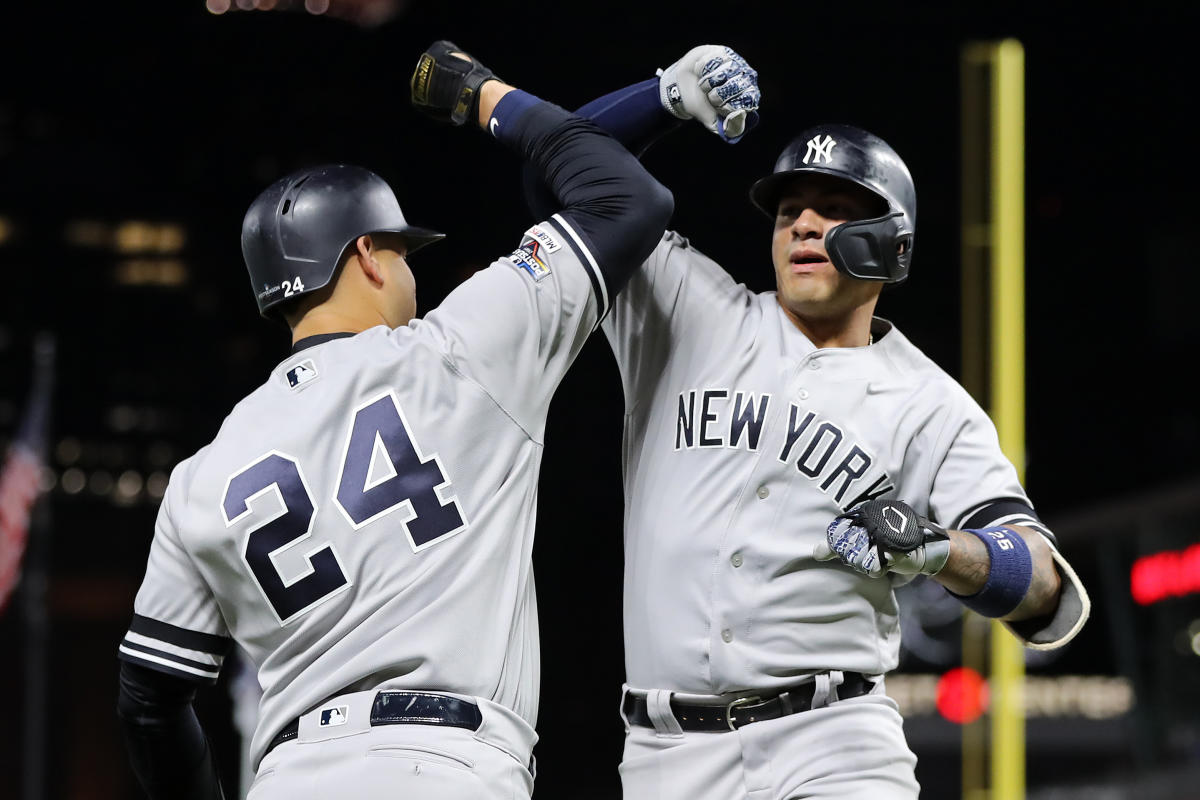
[354, 235, 385, 286]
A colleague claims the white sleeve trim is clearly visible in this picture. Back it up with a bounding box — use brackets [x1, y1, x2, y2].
[551, 212, 610, 318]
[118, 644, 221, 680]
[123, 631, 223, 668]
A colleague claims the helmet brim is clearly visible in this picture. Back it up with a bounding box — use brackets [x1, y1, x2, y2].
[748, 168, 884, 220]
[374, 225, 446, 256]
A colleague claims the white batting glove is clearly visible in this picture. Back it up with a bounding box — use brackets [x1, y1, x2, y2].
[657, 45, 760, 143]
[813, 499, 952, 578]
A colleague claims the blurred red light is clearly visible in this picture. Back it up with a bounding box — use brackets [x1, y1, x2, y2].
[936, 667, 989, 724]
[1130, 544, 1200, 605]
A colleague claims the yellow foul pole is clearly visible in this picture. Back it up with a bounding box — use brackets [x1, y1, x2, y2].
[988, 38, 1027, 800]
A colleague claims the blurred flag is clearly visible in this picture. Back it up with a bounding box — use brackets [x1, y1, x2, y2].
[0, 334, 56, 615]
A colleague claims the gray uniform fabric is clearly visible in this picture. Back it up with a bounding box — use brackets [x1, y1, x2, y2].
[119, 216, 600, 795]
[620, 690, 919, 800]
[248, 693, 535, 800]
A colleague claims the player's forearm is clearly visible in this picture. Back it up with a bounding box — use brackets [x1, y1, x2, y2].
[575, 77, 682, 155]
[934, 526, 1062, 621]
[118, 713, 225, 800]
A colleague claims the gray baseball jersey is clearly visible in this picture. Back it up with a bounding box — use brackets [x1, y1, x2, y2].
[603, 232, 1088, 695]
[118, 215, 603, 770]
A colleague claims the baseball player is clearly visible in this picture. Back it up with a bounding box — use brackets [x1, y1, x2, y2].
[522, 47, 1092, 798]
[114, 40, 676, 800]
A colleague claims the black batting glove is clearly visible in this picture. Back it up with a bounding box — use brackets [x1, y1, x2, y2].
[814, 498, 951, 578]
[410, 40, 499, 127]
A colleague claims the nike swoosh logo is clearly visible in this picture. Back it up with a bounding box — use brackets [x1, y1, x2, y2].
[489, 118, 499, 136]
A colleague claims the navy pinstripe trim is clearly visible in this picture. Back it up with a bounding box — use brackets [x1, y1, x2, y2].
[117, 649, 218, 684]
[119, 639, 221, 673]
[292, 332, 355, 354]
[129, 614, 231, 656]
[955, 498, 1058, 546]
[957, 498, 1039, 530]
[544, 216, 608, 320]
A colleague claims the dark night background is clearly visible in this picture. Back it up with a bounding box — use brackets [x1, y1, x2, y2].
[1, 1, 1198, 798]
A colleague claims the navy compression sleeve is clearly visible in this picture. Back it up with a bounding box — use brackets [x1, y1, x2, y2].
[575, 78, 683, 156]
[117, 660, 226, 800]
[490, 90, 673, 297]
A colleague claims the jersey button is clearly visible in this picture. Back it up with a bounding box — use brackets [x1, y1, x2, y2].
[797, 389, 809, 400]
[721, 629, 733, 643]
[756, 486, 769, 499]
[731, 552, 743, 568]
[808, 360, 822, 370]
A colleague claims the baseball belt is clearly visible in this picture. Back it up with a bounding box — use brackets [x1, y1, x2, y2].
[264, 691, 483, 758]
[622, 672, 876, 732]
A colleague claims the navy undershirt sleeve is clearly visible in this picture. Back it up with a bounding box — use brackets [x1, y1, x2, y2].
[576, 78, 683, 156]
[117, 660, 226, 800]
[491, 89, 673, 296]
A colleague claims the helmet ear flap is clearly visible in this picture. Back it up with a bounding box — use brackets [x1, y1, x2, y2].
[825, 212, 913, 283]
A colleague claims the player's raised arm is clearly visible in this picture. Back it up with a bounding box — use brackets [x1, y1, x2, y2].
[572, 44, 761, 152]
[521, 44, 761, 220]
[411, 40, 674, 297]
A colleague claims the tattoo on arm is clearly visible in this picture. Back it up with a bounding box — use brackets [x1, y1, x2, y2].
[935, 530, 991, 596]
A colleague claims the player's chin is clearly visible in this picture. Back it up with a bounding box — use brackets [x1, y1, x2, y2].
[778, 275, 833, 304]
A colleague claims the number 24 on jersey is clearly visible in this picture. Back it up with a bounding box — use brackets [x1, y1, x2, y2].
[220, 391, 467, 624]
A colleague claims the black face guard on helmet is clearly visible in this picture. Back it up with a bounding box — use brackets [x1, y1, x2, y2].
[748, 124, 916, 283]
[240, 164, 445, 318]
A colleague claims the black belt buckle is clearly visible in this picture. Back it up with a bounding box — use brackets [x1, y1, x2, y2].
[724, 695, 762, 730]
[624, 672, 875, 734]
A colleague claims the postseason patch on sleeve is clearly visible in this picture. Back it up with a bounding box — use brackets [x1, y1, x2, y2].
[505, 238, 552, 282]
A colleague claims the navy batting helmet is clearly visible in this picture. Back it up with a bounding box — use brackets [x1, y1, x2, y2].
[749, 124, 916, 283]
[241, 164, 445, 317]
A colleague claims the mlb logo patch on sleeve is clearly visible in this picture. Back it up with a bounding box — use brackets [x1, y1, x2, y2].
[506, 240, 552, 282]
[286, 359, 319, 388]
[524, 225, 562, 254]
